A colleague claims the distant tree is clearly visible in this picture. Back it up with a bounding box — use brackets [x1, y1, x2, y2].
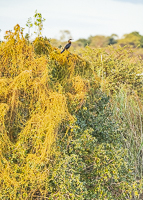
[118, 31, 143, 48]
[76, 38, 90, 47]
[108, 34, 118, 45]
[60, 30, 72, 42]
[88, 35, 109, 48]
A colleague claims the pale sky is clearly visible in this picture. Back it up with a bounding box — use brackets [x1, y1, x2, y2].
[0, 0, 143, 40]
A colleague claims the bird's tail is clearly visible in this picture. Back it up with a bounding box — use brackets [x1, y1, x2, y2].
[61, 49, 65, 53]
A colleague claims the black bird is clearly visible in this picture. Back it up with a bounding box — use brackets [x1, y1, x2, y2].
[61, 39, 72, 53]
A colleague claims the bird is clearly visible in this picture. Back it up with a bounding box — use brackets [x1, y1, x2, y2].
[61, 39, 73, 53]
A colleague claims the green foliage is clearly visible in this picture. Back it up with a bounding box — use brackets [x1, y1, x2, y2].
[48, 154, 87, 199]
[52, 87, 140, 199]
[34, 10, 46, 36]
[33, 37, 53, 55]
[26, 17, 33, 29]
[75, 91, 118, 143]
[25, 10, 46, 40]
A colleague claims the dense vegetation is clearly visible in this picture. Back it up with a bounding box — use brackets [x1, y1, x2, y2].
[51, 31, 143, 58]
[0, 13, 143, 199]
[74, 31, 143, 48]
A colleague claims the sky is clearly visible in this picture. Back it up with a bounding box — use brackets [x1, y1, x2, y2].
[0, 0, 143, 41]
